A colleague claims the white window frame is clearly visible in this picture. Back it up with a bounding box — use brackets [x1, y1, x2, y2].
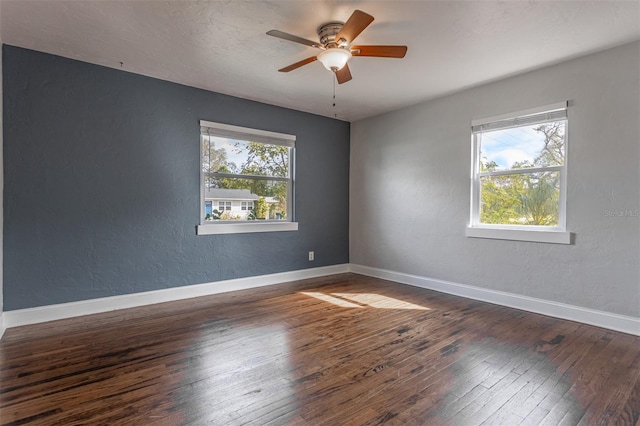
[466, 102, 571, 244]
[197, 120, 298, 235]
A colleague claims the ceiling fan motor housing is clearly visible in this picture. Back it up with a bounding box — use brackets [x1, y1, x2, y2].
[318, 22, 345, 47]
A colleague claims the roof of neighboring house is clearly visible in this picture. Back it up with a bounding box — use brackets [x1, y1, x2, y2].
[205, 188, 259, 200]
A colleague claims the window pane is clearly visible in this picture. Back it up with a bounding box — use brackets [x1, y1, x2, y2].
[202, 135, 289, 178]
[479, 121, 565, 171]
[480, 171, 560, 226]
[204, 177, 288, 221]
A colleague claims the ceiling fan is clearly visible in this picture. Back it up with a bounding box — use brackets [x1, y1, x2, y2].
[267, 10, 407, 84]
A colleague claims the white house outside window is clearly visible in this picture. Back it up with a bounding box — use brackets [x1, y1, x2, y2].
[467, 102, 570, 244]
[197, 120, 298, 235]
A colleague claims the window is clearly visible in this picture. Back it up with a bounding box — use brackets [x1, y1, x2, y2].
[467, 102, 570, 244]
[198, 120, 298, 235]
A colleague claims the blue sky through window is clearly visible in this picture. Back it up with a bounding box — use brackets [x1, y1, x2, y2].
[480, 124, 554, 170]
[209, 136, 249, 170]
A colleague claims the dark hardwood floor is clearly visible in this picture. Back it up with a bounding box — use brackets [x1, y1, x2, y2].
[1, 273, 639, 425]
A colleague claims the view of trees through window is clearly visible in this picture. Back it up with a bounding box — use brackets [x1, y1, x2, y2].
[202, 134, 291, 221]
[478, 121, 565, 226]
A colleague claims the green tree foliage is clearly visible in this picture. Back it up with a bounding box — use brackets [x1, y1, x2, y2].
[480, 122, 564, 226]
[202, 136, 237, 189]
[220, 142, 289, 217]
[254, 197, 268, 219]
[519, 173, 560, 225]
[533, 122, 564, 167]
[241, 142, 289, 178]
[202, 137, 234, 173]
[205, 139, 289, 219]
[226, 142, 288, 206]
[480, 160, 523, 224]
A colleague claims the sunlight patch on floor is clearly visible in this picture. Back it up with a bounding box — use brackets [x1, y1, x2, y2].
[300, 292, 364, 308]
[301, 292, 429, 310]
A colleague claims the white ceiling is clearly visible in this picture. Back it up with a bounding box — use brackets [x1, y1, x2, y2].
[1, 1, 639, 122]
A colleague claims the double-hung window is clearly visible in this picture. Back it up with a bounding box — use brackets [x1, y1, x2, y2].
[467, 102, 570, 244]
[197, 120, 298, 235]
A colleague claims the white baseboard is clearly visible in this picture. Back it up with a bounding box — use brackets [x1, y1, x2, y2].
[0, 313, 5, 340]
[3, 263, 638, 337]
[2, 264, 349, 329]
[350, 264, 640, 336]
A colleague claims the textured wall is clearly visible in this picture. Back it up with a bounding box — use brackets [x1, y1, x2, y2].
[0, 18, 3, 319]
[3, 45, 350, 310]
[350, 42, 640, 318]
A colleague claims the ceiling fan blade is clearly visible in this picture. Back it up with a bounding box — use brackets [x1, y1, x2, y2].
[351, 45, 407, 58]
[278, 56, 318, 72]
[335, 10, 374, 45]
[267, 30, 323, 49]
[335, 63, 352, 84]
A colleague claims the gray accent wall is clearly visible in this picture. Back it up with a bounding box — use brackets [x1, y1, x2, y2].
[0, 17, 3, 324]
[3, 45, 350, 310]
[350, 42, 640, 318]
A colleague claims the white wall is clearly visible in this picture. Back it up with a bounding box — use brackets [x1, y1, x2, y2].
[350, 42, 639, 318]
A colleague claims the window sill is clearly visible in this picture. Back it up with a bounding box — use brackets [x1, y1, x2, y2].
[197, 221, 299, 235]
[466, 226, 571, 244]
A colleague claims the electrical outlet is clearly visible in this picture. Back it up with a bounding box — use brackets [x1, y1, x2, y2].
[308, 251, 315, 261]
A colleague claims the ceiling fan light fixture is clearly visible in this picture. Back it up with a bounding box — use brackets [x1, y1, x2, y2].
[317, 48, 352, 72]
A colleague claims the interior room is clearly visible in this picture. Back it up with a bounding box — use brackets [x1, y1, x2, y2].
[0, 1, 638, 424]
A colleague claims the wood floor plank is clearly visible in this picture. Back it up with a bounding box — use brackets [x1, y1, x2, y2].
[1, 273, 639, 425]
[511, 325, 604, 422]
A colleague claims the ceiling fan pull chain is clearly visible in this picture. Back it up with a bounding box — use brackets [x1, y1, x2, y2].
[333, 77, 337, 118]
[333, 77, 336, 107]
